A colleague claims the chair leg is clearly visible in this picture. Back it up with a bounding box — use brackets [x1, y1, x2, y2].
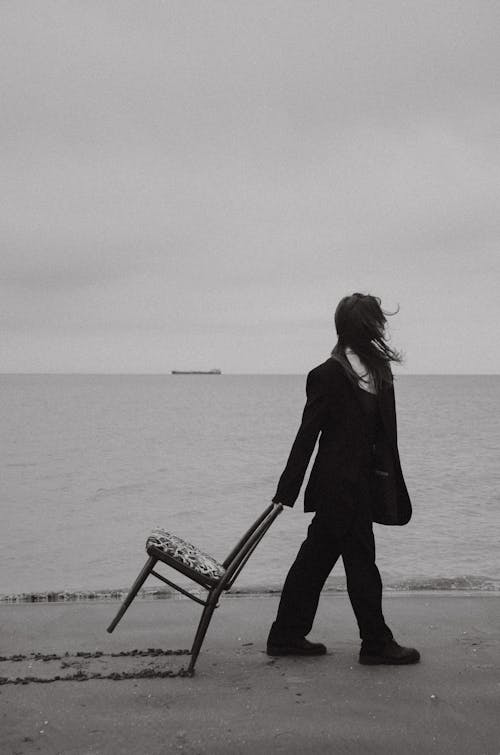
[107, 556, 156, 633]
[187, 592, 218, 674]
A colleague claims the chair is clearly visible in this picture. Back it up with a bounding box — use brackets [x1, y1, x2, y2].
[107, 503, 283, 674]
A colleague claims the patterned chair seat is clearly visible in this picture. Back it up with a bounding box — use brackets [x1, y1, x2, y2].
[146, 528, 225, 583]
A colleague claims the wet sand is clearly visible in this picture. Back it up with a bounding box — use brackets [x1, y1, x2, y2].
[1, 593, 499, 754]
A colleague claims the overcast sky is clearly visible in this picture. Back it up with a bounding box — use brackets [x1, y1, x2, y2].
[2, 1, 499, 373]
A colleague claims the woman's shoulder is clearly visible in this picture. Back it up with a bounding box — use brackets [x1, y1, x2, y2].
[308, 356, 349, 385]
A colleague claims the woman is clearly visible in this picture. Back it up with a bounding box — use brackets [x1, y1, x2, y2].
[267, 293, 420, 665]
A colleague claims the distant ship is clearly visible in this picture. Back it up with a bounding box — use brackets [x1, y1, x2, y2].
[171, 368, 222, 375]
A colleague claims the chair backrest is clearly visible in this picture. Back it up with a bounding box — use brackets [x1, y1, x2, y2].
[221, 504, 283, 591]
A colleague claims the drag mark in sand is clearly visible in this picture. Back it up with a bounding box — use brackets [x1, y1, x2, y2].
[0, 648, 190, 662]
[0, 648, 192, 685]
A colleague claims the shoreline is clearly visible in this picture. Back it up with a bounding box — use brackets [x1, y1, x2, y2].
[2, 582, 500, 604]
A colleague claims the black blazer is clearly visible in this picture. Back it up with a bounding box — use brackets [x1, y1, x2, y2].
[272, 357, 412, 526]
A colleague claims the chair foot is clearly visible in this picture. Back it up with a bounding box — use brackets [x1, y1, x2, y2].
[188, 595, 218, 673]
[107, 556, 156, 633]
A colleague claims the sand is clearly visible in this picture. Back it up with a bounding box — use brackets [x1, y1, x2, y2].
[1, 593, 499, 754]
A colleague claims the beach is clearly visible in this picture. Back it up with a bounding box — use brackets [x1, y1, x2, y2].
[2, 377, 499, 753]
[4, 0, 500, 751]
[1, 593, 499, 754]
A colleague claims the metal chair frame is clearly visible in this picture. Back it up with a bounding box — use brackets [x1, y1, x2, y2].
[107, 503, 283, 674]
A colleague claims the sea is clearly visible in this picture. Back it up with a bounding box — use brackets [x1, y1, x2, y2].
[1, 373, 499, 601]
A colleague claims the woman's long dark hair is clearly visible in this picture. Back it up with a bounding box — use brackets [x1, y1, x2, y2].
[331, 293, 403, 390]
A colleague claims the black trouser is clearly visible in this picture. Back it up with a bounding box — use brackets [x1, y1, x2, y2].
[268, 503, 393, 652]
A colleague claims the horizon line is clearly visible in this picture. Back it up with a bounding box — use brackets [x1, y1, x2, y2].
[1, 371, 499, 377]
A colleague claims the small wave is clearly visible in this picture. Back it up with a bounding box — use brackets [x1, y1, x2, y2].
[6, 462, 37, 468]
[1, 575, 499, 603]
[90, 482, 146, 501]
[383, 575, 500, 592]
[0, 585, 211, 604]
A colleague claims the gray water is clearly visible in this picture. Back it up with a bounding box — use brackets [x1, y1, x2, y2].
[1, 374, 499, 599]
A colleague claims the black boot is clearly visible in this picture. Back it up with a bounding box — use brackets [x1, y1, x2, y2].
[359, 639, 420, 665]
[267, 637, 327, 657]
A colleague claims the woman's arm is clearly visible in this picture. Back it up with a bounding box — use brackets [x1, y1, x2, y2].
[272, 368, 329, 507]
